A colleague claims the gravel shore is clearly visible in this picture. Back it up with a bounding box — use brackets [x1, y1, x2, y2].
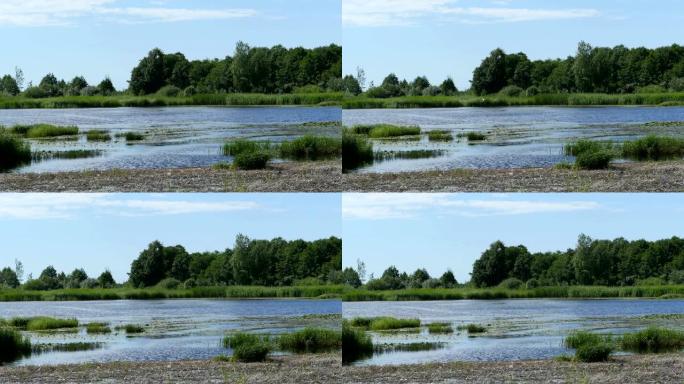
[344, 161, 684, 192]
[0, 161, 341, 192]
[1, 353, 681, 383]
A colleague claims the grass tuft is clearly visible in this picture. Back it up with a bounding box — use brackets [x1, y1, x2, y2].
[427, 130, 454, 142]
[342, 320, 373, 364]
[0, 327, 32, 363]
[279, 135, 342, 160]
[22, 317, 78, 331]
[223, 332, 271, 362]
[277, 327, 341, 353]
[619, 327, 684, 353]
[0, 131, 31, 170]
[622, 135, 684, 161]
[11, 124, 78, 138]
[86, 322, 111, 334]
[86, 130, 111, 142]
[342, 130, 374, 171]
[457, 324, 487, 334]
[427, 322, 454, 334]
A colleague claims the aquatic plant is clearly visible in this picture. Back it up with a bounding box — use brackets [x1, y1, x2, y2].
[457, 132, 486, 141]
[367, 124, 421, 138]
[342, 130, 374, 171]
[223, 332, 272, 362]
[85, 130, 111, 142]
[120, 132, 144, 141]
[32, 149, 102, 161]
[0, 327, 32, 362]
[374, 150, 445, 160]
[279, 135, 342, 160]
[0, 131, 31, 170]
[221, 139, 273, 157]
[427, 322, 453, 334]
[368, 317, 421, 331]
[563, 140, 613, 157]
[564, 331, 612, 349]
[277, 327, 342, 353]
[11, 124, 78, 138]
[622, 135, 684, 161]
[427, 130, 454, 141]
[457, 324, 486, 334]
[115, 324, 144, 334]
[374, 342, 446, 353]
[619, 327, 684, 353]
[22, 317, 78, 331]
[342, 320, 373, 364]
[33, 342, 102, 352]
[85, 322, 111, 334]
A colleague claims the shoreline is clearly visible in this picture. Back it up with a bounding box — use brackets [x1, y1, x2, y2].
[0, 161, 342, 192]
[343, 160, 684, 192]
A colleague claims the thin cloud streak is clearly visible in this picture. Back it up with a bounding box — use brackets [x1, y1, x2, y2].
[342, 194, 601, 220]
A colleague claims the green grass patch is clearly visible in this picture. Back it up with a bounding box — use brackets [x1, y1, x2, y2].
[0, 327, 32, 363]
[118, 132, 145, 141]
[457, 132, 487, 141]
[619, 327, 684, 353]
[374, 342, 446, 353]
[457, 324, 487, 334]
[85, 130, 111, 142]
[34, 342, 102, 353]
[575, 343, 613, 362]
[368, 317, 420, 331]
[564, 331, 612, 349]
[115, 324, 144, 334]
[24, 317, 78, 331]
[222, 139, 273, 157]
[575, 150, 614, 170]
[279, 135, 342, 160]
[0, 131, 31, 170]
[223, 332, 272, 362]
[277, 327, 341, 353]
[427, 130, 454, 142]
[33, 149, 102, 160]
[375, 149, 445, 160]
[11, 124, 78, 138]
[427, 322, 454, 334]
[233, 152, 271, 170]
[342, 130, 374, 171]
[367, 124, 421, 138]
[86, 322, 111, 334]
[622, 135, 684, 161]
[211, 162, 232, 170]
[342, 320, 373, 364]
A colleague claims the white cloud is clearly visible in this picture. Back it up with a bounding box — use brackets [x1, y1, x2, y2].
[0, 194, 260, 220]
[343, 0, 600, 27]
[0, 0, 257, 27]
[342, 194, 600, 220]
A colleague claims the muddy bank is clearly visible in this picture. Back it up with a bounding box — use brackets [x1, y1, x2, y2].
[344, 161, 684, 192]
[342, 353, 684, 384]
[0, 161, 341, 192]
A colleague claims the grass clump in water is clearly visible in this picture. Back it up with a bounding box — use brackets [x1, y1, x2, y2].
[458, 132, 486, 141]
[621, 135, 684, 161]
[115, 324, 144, 334]
[277, 327, 342, 353]
[375, 149, 444, 160]
[575, 150, 614, 170]
[361, 124, 421, 138]
[222, 139, 272, 157]
[564, 331, 612, 349]
[619, 327, 684, 353]
[11, 124, 78, 138]
[0, 132, 31, 170]
[86, 322, 111, 334]
[374, 342, 446, 353]
[33, 149, 102, 161]
[457, 324, 487, 334]
[564, 331, 614, 362]
[427, 322, 454, 334]
[279, 135, 342, 160]
[23, 317, 78, 331]
[342, 320, 373, 365]
[223, 332, 272, 362]
[367, 317, 421, 331]
[117, 132, 145, 141]
[342, 130, 374, 171]
[86, 130, 111, 142]
[427, 130, 454, 142]
[0, 328, 32, 363]
[34, 342, 102, 352]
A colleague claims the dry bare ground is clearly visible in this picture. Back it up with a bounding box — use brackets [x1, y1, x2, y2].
[344, 161, 684, 192]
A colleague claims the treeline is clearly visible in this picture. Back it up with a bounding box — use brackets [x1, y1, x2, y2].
[0, 42, 341, 98]
[351, 41, 684, 98]
[0, 235, 342, 291]
[472, 235, 684, 288]
[344, 265, 459, 290]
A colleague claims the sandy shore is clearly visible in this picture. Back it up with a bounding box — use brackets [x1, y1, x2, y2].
[0, 161, 341, 192]
[1, 353, 681, 383]
[344, 161, 684, 192]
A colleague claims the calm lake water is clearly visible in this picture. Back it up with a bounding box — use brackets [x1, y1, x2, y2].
[343, 299, 684, 365]
[343, 107, 684, 172]
[1, 299, 340, 366]
[0, 106, 340, 173]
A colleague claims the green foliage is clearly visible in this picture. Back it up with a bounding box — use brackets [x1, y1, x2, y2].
[33, 150, 102, 161]
[427, 130, 454, 142]
[564, 331, 612, 349]
[342, 130, 374, 171]
[620, 327, 684, 353]
[279, 136, 342, 160]
[223, 332, 271, 362]
[622, 135, 684, 161]
[222, 139, 273, 157]
[375, 150, 444, 160]
[34, 342, 102, 352]
[120, 132, 144, 141]
[277, 327, 341, 353]
[499, 85, 524, 97]
[155, 277, 181, 289]
[156, 85, 181, 97]
[0, 327, 32, 362]
[0, 131, 31, 170]
[575, 150, 614, 169]
[427, 323, 453, 334]
[575, 343, 613, 362]
[497, 277, 524, 289]
[23, 317, 78, 331]
[85, 130, 111, 142]
[342, 320, 373, 364]
[564, 140, 613, 157]
[116, 324, 144, 334]
[233, 152, 271, 170]
[11, 124, 78, 138]
[86, 322, 111, 334]
[367, 317, 420, 331]
[457, 132, 486, 141]
[457, 324, 487, 334]
[366, 124, 421, 138]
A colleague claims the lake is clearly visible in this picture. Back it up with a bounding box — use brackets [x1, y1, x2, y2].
[343, 107, 684, 172]
[0, 106, 340, 173]
[2, 299, 340, 366]
[343, 299, 684, 365]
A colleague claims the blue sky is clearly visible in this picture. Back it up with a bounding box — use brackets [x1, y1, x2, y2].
[343, 0, 684, 90]
[343, 194, 684, 283]
[0, 193, 341, 283]
[0, 0, 341, 90]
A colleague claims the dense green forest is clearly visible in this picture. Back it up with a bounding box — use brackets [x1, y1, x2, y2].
[351, 235, 684, 291]
[348, 42, 684, 98]
[0, 42, 341, 98]
[0, 235, 342, 290]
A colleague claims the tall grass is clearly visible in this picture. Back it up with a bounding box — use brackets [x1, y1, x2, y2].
[427, 322, 453, 334]
[0, 328, 32, 362]
[564, 331, 612, 349]
[375, 149, 444, 160]
[427, 130, 454, 142]
[564, 331, 614, 362]
[86, 322, 111, 334]
[457, 324, 487, 334]
[622, 135, 684, 161]
[33, 149, 102, 161]
[279, 135, 342, 160]
[223, 332, 272, 362]
[366, 124, 421, 138]
[342, 130, 374, 171]
[222, 140, 273, 157]
[342, 320, 373, 364]
[85, 130, 112, 142]
[277, 327, 341, 353]
[0, 131, 31, 170]
[24, 317, 78, 331]
[353, 317, 421, 331]
[620, 327, 684, 353]
[11, 124, 78, 138]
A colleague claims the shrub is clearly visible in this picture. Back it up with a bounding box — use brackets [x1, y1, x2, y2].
[526, 278, 540, 289]
[342, 131, 373, 171]
[575, 150, 614, 170]
[156, 85, 181, 97]
[622, 135, 684, 161]
[620, 327, 684, 353]
[182, 86, 197, 97]
[0, 328, 32, 362]
[79, 278, 99, 289]
[575, 343, 613, 362]
[278, 327, 341, 353]
[23, 86, 48, 98]
[499, 85, 524, 97]
[80, 86, 99, 96]
[342, 320, 373, 364]
[233, 152, 271, 170]
[155, 277, 181, 289]
[279, 135, 342, 160]
[525, 86, 540, 96]
[0, 132, 31, 171]
[498, 277, 524, 289]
